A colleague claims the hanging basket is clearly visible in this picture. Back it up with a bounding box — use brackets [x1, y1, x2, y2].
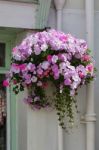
[3, 29, 96, 129]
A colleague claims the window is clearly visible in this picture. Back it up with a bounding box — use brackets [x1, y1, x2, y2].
[0, 40, 11, 150]
[0, 74, 6, 150]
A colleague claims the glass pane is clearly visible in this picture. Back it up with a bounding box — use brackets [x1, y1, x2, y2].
[0, 75, 6, 150]
[0, 43, 5, 67]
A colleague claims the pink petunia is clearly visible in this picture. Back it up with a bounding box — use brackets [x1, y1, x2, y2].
[64, 79, 71, 86]
[86, 63, 94, 74]
[3, 80, 9, 87]
[37, 68, 43, 75]
[41, 61, 50, 70]
[13, 80, 17, 85]
[78, 72, 85, 79]
[20, 64, 26, 71]
[82, 54, 91, 62]
[12, 47, 17, 52]
[51, 55, 58, 64]
[11, 63, 20, 73]
[47, 55, 52, 62]
[27, 63, 36, 72]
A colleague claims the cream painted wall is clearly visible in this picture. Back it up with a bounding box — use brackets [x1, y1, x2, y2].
[64, 0, 99, 11]
[14, 1, 99, 150]
[16, 91, 28, 150]
[15, 32, 29, 150]
[95, 0, 99, 11]
[61, 8, 99, 150]
[48, 3, 99, 150]
[15, 31, 58, 150]
[64, 0, 85, 9]
[15, 5, 87, 150]
[47, 7, 56, 29]
[27, 109, 58, 150]
[8, 0, 38, 3]
[0, 1, 37, 29]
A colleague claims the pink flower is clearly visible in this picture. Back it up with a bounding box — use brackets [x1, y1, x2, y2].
[37, 81, 42, 86]
[31, 76, 37, 83]
[13, 80, 17, 84]
[20, 64, 26, 71]
[78, 72, 85, 78]
[11, 63, 20, 73]
[54, 74, 59, 80]
[37, 68, 43, 75]
[82, 54, 91, 62]
[51, 55, 58, 63]
[60, 35, 68, 42]
[47, 55, 52, 62]
[52, 64, 59, 73]
[34, 44, 41, 55]
[58, 53, 67, 62]
[41, 61, 50, 70]
[76, 65, 86, 77]
[41, 44, 48, 51]
[59, 62, 67, 70]
[24, 74, 31, 84]
[12, 47, 17, 52]
[27, 63, 36, 71]
[3, 80, 9, 87]
[86, 64, 94, 73]
[64, 79, 71, 86]
[44, 70, 49, 77]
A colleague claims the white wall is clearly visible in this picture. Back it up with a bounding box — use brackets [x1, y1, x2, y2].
[15, 1, 99, 150]
[27, 109, 58, 150]
[47, 7, 56, 29]
[58, 9, 86, 150]
[15, 32, 29, 150]
[16, 91, 28, 150]
[64, 0, 99, 10]
[64, 0, 85, 9]
[48, 1, 99, 150]
[0, 1, 37, 29]
[94, 12, 99, 150]
[15, 6, 87, 150]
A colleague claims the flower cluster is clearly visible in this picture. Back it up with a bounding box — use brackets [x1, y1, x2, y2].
[3, 29, 96, 129]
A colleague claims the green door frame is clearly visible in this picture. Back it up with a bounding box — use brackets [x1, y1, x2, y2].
[0, 33, 17, 150]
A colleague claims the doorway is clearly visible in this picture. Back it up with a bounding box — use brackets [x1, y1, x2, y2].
[0, 41, 11, 150]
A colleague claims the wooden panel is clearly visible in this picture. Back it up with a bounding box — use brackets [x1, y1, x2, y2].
[0, 1, 38, 29]
[5, 0, 38, 3]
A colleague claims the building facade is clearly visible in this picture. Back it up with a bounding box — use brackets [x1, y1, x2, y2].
[0, 0, 98, 150]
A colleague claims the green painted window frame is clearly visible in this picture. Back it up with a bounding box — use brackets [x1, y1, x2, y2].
[0, 36, 17, 150]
